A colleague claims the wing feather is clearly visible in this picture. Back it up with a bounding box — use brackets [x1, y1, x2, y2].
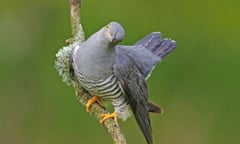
[113, 48, 153, 144]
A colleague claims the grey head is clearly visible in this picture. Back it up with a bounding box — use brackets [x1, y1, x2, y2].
[100, 21, 125, 44]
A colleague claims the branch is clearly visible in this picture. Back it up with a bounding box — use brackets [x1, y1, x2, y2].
[55, 0, 127, 144]
[69, 0, 84, 43]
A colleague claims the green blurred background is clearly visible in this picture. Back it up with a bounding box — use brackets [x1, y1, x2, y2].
[0, 0, 239, 144]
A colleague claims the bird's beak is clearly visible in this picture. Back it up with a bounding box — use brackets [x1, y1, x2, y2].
[112, 36, 120, 43]
[106, 31, 119, 43]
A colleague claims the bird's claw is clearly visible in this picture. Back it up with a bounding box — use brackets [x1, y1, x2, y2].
[100, 111, 118, 124]
[86, 96, 104, 113]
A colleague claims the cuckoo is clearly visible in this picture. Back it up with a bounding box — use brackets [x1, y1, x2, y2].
[71, 21, 176, 144]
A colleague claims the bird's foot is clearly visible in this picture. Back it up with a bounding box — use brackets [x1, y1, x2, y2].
[86, 96, 104, 112]
[100, 111, 118, 124]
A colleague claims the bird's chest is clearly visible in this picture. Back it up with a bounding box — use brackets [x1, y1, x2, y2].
[76, 47, 115, 80]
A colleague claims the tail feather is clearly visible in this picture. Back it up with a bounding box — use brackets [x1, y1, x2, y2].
[135, 32, 176, 60]
[135, 32, 162, 50]
[154, 39, 176, 59]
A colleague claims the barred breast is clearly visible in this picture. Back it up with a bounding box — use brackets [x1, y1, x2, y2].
[75, 72, 130, 120]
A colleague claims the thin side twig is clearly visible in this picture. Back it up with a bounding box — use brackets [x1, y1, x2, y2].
[67, 0, 127, 144]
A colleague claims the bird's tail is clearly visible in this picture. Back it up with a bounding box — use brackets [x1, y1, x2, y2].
[135, 32, 176, 60]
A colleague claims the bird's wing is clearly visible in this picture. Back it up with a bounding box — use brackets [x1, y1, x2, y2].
[113, 48, 152, 144]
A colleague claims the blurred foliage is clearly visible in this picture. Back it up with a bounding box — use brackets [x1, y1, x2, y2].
[0, 0, 239, 144]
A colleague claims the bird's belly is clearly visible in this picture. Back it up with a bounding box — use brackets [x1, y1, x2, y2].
[77, 73, 121, 99]
[86, 75, 123, 100]
[77, 73, 129, 117]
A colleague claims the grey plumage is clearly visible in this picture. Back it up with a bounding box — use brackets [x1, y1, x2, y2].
[113, 50, 152, 143]
[119, 32, 176, 79]
[71, 21, 176, 144]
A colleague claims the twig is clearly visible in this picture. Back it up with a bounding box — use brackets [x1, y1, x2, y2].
[69, 0, 85, 43]
[57, 0, 127, 143]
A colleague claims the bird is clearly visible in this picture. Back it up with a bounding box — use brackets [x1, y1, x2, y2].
[71, 21, 176, 144]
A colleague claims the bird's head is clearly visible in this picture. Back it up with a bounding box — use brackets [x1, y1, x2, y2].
[104, 22, 125, 44]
